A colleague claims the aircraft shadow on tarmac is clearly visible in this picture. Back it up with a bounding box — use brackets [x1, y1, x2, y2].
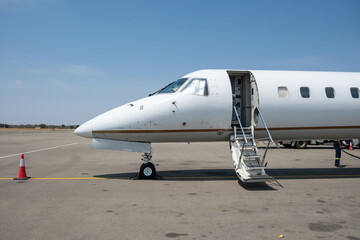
[93, 167, 360, 181]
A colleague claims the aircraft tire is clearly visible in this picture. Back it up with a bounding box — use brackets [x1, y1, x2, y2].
[139, 162, 156, 179]
[283, 144, 292, 148]
[294, 141, 308, 149]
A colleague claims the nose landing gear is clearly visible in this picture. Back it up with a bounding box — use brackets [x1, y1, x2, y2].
[140, 162, 156, 179]
[138, 152, 157, 179]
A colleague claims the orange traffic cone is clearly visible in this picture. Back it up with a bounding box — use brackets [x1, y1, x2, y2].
[13, 154, 30, 180]
[349, 141, 353, 150]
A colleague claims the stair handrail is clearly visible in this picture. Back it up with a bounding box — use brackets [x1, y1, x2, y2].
[257, 108, 274, 143]
[233, 107, 247, 143]
[238, 142, 245, 169]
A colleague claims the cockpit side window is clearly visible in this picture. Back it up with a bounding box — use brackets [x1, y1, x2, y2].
[181, 78, 208, 96]
[158, 78, 188, 94]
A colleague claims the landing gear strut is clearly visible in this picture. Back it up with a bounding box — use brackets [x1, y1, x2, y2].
[138, 152, 157, 179]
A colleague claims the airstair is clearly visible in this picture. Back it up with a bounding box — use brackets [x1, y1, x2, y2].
[230, 107, 274, 182]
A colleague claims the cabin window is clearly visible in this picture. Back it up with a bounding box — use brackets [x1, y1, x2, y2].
[158, 78, 188, 94]
[278, 87, 288, 98]
[182, 78, 208, 96]
[300, 87, 310, 98]
[325, 87, 335, 98]
[350, 87, 359, 98]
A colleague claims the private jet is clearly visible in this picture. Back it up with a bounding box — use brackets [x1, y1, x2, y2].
[75, 69, 360, 182]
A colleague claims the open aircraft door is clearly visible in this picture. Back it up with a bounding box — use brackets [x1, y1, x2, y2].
[227, 71, 274, 182]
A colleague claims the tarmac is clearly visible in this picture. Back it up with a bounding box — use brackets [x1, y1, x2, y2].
[0, 130, 359, 240]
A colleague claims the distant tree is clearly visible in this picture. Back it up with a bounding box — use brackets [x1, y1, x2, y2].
[5, 124, 9, 128]
[61, 124, 65, 128]
[39, 124, 47, 129]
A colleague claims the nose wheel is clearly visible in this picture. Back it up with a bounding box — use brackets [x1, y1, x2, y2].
[139, 162, 156, 179]
[138, 152, 157, 179]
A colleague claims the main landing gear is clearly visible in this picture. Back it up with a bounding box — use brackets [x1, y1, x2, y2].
[138, 152, 157, 179]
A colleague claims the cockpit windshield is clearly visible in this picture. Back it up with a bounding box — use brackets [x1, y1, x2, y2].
[156, 78, 188, 94]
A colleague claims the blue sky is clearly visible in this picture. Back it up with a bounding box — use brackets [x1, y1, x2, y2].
[0, 0, 359, 125]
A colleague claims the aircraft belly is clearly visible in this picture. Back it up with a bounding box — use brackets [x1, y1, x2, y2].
[92, 138, 151, 153]
[92, 130, 232, 143]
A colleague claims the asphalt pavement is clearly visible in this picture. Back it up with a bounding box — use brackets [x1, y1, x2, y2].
[0, 131, 359, 240]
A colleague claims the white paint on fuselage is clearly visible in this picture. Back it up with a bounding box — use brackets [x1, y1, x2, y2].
[76, 70, 234, 142]
[75, 69, 360, 143]
[252, 70, 360, 139]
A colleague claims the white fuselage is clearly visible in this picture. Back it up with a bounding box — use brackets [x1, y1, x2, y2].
[75, 69, 360, 143]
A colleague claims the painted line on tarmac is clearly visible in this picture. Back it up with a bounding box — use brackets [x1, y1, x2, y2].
[1, 176, 236, 180]
[0, 177, 108, 180]
[32, 177, 109, 180]
[1, 174, 360, 180]
[0, 142, 81, 159]
[0, 177, 125, 180]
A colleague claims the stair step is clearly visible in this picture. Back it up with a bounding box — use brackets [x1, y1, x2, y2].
[243, 155, 260, 160]
[239, 145, 255, 148]
[235, 136, 252, 139]
[244, 166, 265, 170]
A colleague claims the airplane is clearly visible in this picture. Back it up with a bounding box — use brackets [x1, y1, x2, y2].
[74, 69, 360, 182]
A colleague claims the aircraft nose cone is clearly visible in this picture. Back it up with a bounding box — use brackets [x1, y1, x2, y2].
[74, 123, 93, 138]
